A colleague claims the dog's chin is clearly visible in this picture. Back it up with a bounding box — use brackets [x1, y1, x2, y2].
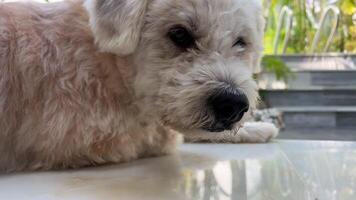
[175, 128, 217, 137]
[202, 122, 237, 133]
[173, 122, 243, 136]
[165, 112, 250, 136]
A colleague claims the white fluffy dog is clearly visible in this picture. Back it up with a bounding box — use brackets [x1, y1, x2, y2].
[0, 0, 278, 172]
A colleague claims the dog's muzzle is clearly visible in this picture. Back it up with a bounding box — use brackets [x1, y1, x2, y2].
[204, 89, 249, 132]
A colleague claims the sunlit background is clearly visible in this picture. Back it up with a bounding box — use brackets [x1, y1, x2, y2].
[264, 0, 356, 55]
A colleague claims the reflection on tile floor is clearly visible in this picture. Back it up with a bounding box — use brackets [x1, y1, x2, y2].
[1, 140, 356, 200]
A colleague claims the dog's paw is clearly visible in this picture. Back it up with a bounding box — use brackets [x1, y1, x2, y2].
[238, 122, 279, 143]
[184, 122, 279, 143]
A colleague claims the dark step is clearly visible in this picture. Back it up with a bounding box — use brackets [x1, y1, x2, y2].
[260, 89, 356, 107]
[277, 106, 356, 128]
[273, 54, 356, 71]
[259, 70, 356, 89]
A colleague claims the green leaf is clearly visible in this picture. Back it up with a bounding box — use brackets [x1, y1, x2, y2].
[261, 55, 294, 82]
[341, 0, 356, 15]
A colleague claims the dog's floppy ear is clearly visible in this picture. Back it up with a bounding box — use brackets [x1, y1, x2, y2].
[85, 0, 148, 55]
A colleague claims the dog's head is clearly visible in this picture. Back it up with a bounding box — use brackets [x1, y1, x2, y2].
[86, 0, 264, 134]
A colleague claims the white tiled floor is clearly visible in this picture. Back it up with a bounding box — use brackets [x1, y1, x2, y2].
[1, 140, 356, 200]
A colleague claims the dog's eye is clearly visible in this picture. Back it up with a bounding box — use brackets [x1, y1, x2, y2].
[233, 37, 247, 50]
[168, 26, 195, 49]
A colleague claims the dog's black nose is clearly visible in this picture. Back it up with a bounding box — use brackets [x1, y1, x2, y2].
[207, 91, 249, 132]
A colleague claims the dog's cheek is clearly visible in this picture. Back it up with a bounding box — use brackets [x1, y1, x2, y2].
[240, 78, 259, 109]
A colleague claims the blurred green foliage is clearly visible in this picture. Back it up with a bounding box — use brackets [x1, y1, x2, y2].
[264, 0, 356, 54]
[261, 55, 294, 81]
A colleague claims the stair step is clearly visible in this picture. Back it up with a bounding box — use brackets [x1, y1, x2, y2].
[274, 54, 356, 71]
[260, 88, 356, 107]
[259, 70, 356, 90]
[276, 106, 356, 128]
